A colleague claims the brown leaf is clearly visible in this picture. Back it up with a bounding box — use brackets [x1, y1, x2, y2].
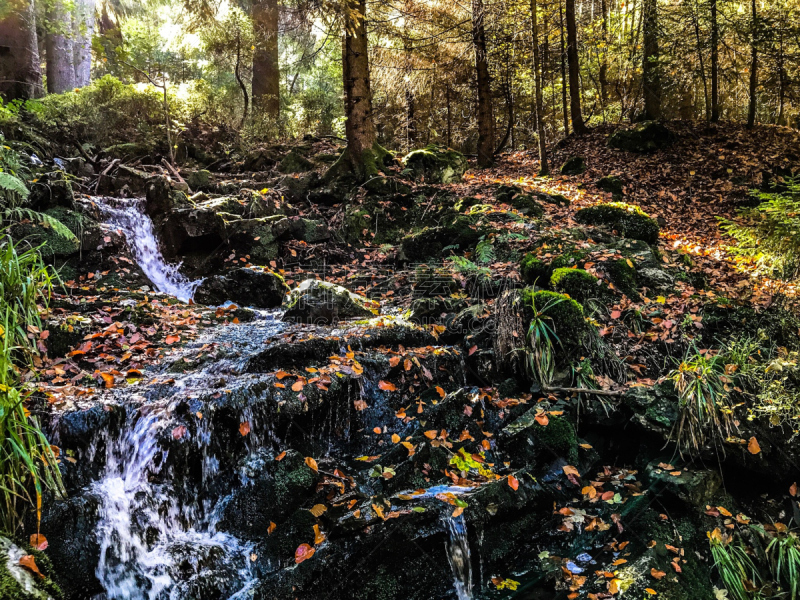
[295, 543, 315, 564]
[19, 555, 43, 578]
[29, 534, 48, 551]
[378, 380, 397, 391]
[267, 521, 276, 534]
[171, 425, 187, 440]
[165, 334, 180, 345]
[747, 437, 761, 454]
[305, 457, 318, 472]
[508, 475, 519, 491]
[313, 524, 326, 545]
[275, 451, 286, 461]
[310, 504, 327, 517]
[239, 421, 251, 436]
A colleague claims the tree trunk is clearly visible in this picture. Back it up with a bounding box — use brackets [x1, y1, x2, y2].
[446, 85, 452, 147]
[559, 0, 569, 134]
[642, 0, 660, 120]
[342, 0, 378, 176]
[252, 0, 280, 119]
[565, 0, 588, 133]
[531, 0, 549, 175]
[73, 0, 95, 87]
[693, 0, 710, 120]
[46, 0, 76, 94]
[0, 0, 42, 100]
[404, 37, 416, 147]
[472, 0, 494, 167]
[710, 0, 719, 122]
[599, 0, 608, 111]
[746, 0, 757, 128]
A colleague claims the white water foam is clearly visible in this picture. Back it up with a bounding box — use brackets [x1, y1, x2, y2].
[95, 198, 200, 302]
[445, 515, 473, 600]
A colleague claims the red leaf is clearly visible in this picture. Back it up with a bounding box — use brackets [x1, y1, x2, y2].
[295, 543, 315, 564]
[508, 475, 519, 491]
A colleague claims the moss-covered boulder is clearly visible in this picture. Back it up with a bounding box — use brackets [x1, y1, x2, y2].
[550, 267, 602, 305]
[194, 267, 289, 308]
[494, 186, 544, 217]
[220, 216, 280, 263]
[503, 412, 579, 466]
[28, 171, 74, 211]
[596, 175, 624, 198]
[520, 243, 590, 286]
[10, 217, 80, 259]
[605, 257, 640, 297]
[560, 156, 586, 175]
[607, 121, 675, 153]
[279, 150, 314, 174]
[186, 169, 212, 190]
[402, 145, 467, 184]
[574, 202, 660, 244]
[398, 214, 483, 262]
[283, 279, 379, 324]
[0, 535, 64, 600]
[521, 289, 590, 350]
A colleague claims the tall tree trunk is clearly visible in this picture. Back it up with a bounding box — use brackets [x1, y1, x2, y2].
[446, 85, 452, 147]
[599, 0, 609, 112]
[0, 0, 42, 100]
[693, 0, 710, 120]
[531, 0, 549, 175]
[46, 0, 76, 93]
[559, 0, 569, 134]
[710, 0, 719, 122]
[73, 0, 95, 87]
[234, 32, 249, 129]
[252, 0, 280, 119]
[404, 37, 416, 147]
[746, 0, 757, 128]
[342, 0, 378, 176]
[472, 0, 494, 167]
[642, 0, 660, 119]
[565, 0, 588, 133]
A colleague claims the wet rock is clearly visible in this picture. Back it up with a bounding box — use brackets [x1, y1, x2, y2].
[560, 156, 586, 175]
[644, 461, 722, 507]
[283, 279, 379, 324]
[607, 121, 675, 153]
[10, 217, 80, 259]
[220, 216, 281, 264]
[622, 382, 679, 440]
[574, 202, 660, 244]
[45, 316, 93, 358]
[278, 150, 314, 174]
[402, 145, 467, 184]
[194, 268, 289, 308]
[28, 171, 75, 211]
[144, 175, 194, 218]
[638, 267, 674, 290]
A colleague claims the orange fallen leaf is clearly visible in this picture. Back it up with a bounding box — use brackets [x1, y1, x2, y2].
[275, 451, 286, 461]
[534, 411, 549, 426]
[313, 524, 326, 545]
[424, 430, 438, 439]
[239, 421, 251, 436]
[452, 506, 464, 518]
[747, 437, 761, 454]
[292, 380, 304, 392]
[165, 334, 180, 345]
[508, 475, 519, 491]
[29, 534, 47, 551]
[267, 521, 276, 534]
[305, 457, 318, 472]
[650, 568, 666, 579]
[378, 380, 397, 391]
[391, 433, 400, 443]
[295, 543, 315, 564]
[389, 356, 401, 367]
[373, 427, 382, 434]
[310, 504, 327, 517]
[19, 555, 43, 578]
[435, 386, 445, 398]
[791, 482, 798, 497]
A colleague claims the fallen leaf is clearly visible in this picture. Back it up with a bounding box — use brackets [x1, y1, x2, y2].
[29, 534, 47, 551]
[305, 457, 318, 472]
[650, 569, 666, 580]
[508, 475, 519, 490]
[378, 380, 397, 391]
[267, 521, 276, 534]
[275, 451, 286, 461]
[310, 504, 327, 517]
[295, 543, 315, 564]
[19, 555, 43, 578]
[747, 437, 761, 454]
[239, 421, 251, 436]
[165, 334, 180, 345]
[313, 524, 326, 545]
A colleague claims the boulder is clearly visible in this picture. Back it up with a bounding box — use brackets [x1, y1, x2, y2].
[550, 267, 603, 305]
[186, 169, 212, 191]
[279, 150, 314, 174]
[28, 171, 74, 211]
[398, 215, 483, 262]
[574, 202, 660, 244]
[282, 279, 379, 324]
[643, 461, 722, 507]
[607, 121, 675, 153]
[560, 156, 586, 175]
[402, 145, 468, 184]
[0, 535, 65, 600]
[10, 216, 80, 259]
[144, 176, 194, 218]
[596, 175, 624, 198]
[194, 268, 289, 308]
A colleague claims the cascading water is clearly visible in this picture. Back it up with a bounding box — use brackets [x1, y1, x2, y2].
[92, 407, 255, 600]
[445, 515, 473, 600]
[95, 198, 200, 302]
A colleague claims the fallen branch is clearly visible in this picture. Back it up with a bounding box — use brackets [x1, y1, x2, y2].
[542, 386, 625, 397]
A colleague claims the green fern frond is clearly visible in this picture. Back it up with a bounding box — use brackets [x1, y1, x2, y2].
[3, 208, 77, 242]
[0, 172, 29, 203]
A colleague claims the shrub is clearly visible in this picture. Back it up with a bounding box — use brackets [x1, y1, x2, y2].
[720, 176, 800, 280]
[522, 290, 588, 351]
[574, 202, 660, 244]
[550, 267, 601, 305]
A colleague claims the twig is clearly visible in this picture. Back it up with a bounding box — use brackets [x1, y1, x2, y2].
[161, 158, 192, 194]
[542, 386, 625, 397]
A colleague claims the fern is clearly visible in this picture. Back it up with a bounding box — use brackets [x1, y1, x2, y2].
[0, 172, 29, 207]
[474, 237, 496, 264]
[3, 208, 77, 242]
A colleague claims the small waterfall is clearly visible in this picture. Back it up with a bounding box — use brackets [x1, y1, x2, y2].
[445, 515, 473, 600]
[95, 198, 200, 302]
[93, 408, 254, 599]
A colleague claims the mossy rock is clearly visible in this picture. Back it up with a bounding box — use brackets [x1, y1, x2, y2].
[402, 144, 468, 184]
[494, 184, 521, 204]
[186, 169, 212, 190]
[560, 156, 586, 175]
[283, 279, 379, 324]
[279, 150, 314, 174]
[509, 194, 544, 217]
[607, 121, 675, 153]
[454, 196, 481, 212]
[574, 202, 660, 244]
[520, 244, 590, 286]
[399, 214, 483, 262]
[606, 257, 639, 297]
[503, 412, 579, 466]
[194, 268, 289, 308]
[0, 536, 64, 600]
[521, 289, 590, 350]
[596, 175, 624, 198]
[550, 267, 602, 305]
[10, 218, 80, 259]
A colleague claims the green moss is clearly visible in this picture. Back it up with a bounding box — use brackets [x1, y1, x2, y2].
[560, 156, 586, 175]
[606, 258, 639, 297]
[520, 244, 590, 286]
[533, 416, 578, 463]
[607, 121, 675, 153]
[0, 537, 64, 600]
[522, 289, 589, 350]
[574, 202, 660, 244]
[10, 219, 80, 259]
[550, 267, 601, 305]
[402, 144, 467, 184]
[596, 175, 624, 198]
[399, 214, 483, 261]
[279, 150, 313, 174]
[509, 194, 544, 217]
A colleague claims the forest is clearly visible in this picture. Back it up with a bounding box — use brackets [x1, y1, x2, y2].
[1, 0, 800, 598]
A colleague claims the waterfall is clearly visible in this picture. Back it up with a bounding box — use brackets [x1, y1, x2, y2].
[92, 408, 255, 600]
[445, 515, 473, 600]
[95, 198, 200, 302]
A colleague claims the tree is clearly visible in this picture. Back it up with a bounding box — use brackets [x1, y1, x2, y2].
[73, 0, 96, 88]
[0, 0, 42, 100]
[46, 0, 77, 93]
[530, 0, 549, 175]
[564, 0, 587, 134]
[746, 0, 757, 128]
[252, 0, 280, 120]
[642, 0, 661, 120]
[472, 0, 494, 167]
[710, 0, 719, 121]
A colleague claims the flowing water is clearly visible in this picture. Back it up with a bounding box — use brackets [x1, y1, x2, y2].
[95, 198, 200, 302]
[92, 408, 256, 600]
[445, 515, 473, 600]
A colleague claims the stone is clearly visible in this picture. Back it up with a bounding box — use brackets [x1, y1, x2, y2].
[10, 216, 80, 259]
[560, 156, 586, 175]
[186, 169, 212, 191]
[144, 175, 194, 218]
[398, 215, 483, 262]
[402, 145, 468, 184]
[28, 171, 74, 211]
[644, 461, 722, 507]
[282, 279, 379, 324]
[0, 535, 64, 600]
[638, 267, 674, 290]
[597, 175, 624, 198]
[607, 121, 675, 153]
[194, 268, 289, 308]
[550, 267, 602, 305]
[279, 150, 314, 174]
[574, 202, 660, 244]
